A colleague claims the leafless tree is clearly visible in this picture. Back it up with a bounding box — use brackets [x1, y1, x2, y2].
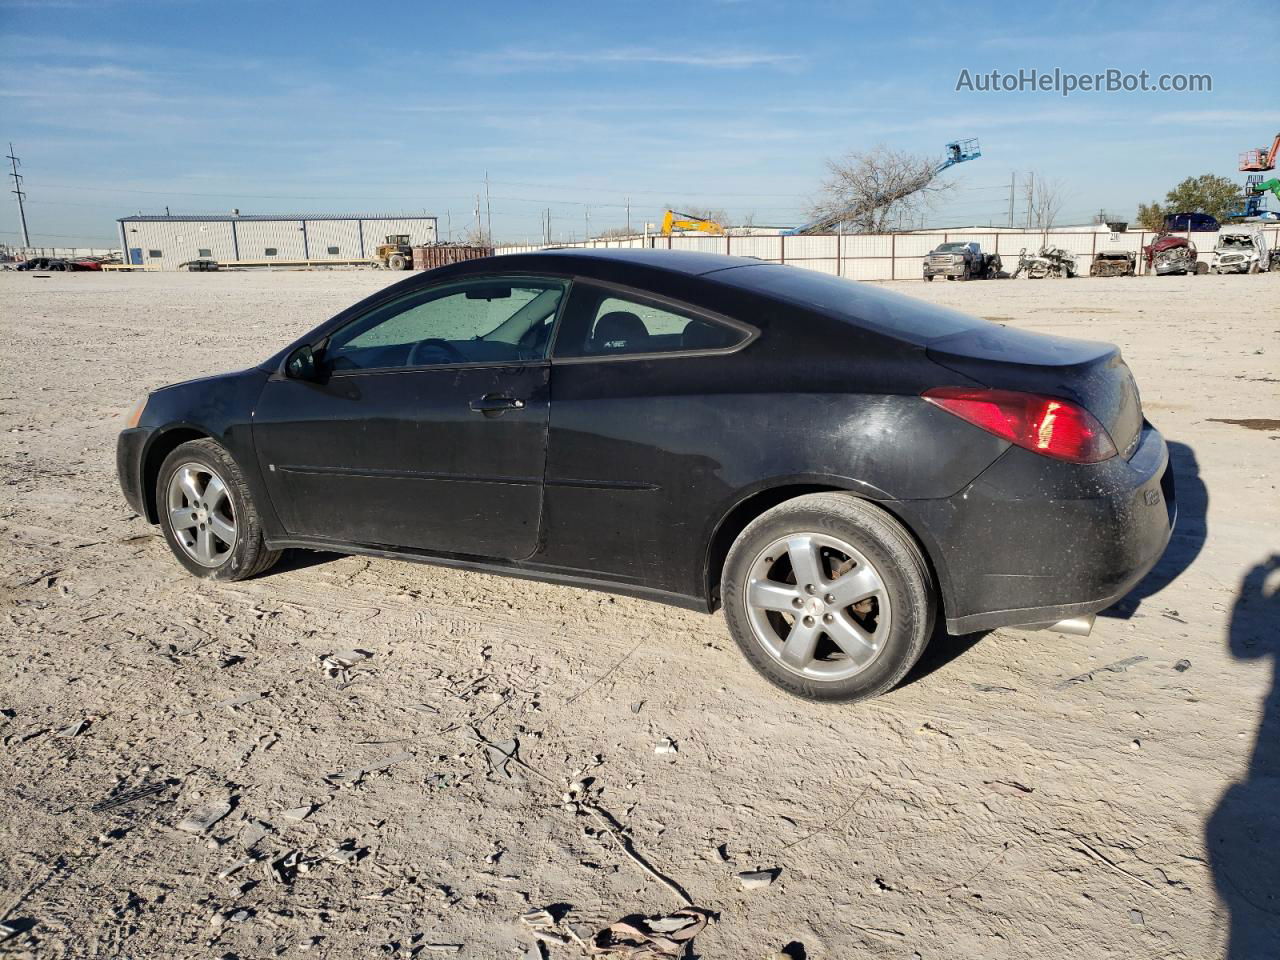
[1029, 176, 1065, 237]
[808, 146, 947, 234]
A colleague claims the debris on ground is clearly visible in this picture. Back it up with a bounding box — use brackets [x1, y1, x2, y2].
[217, 856, 257, 880]
[737, 868, 780, 890]
[588, 909, 708, 957]
[654, 737, 677, 755]
[215, 691, 270, 710]
[1174, 659, 1192, 672]
[326, 751, 413, 786]
[325, 840, 365, 865]
[519, 907, 571, 946]
[269, 850, 303, 884]
[176, 800, 234, 834]
[321, 649, 372, 681]
[90, 780, 173, 813]
[281, 804, 315, 822]
[484, 737, 520, 779]
[56, 718, 91, 737]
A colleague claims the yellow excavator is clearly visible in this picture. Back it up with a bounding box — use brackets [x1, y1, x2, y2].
[660, 210, 724, 236]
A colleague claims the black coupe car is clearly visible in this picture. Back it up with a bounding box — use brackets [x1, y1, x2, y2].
[118, 250, 1174, 701]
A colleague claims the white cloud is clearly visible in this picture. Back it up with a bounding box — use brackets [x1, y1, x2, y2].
[464, 46, 801, 72]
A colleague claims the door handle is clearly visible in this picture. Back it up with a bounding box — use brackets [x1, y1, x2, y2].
[469, 394, 525, 415]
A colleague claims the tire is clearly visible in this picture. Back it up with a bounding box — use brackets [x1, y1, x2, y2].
[924, 274, 934, 282]
[388, 253, 407, 270]
[721, 493, 935, 703]
[156, 438, 281, 581]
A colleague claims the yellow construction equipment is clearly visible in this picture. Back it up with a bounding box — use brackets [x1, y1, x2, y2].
[660, 210, 724, 236]
[372, 234, 413, 270]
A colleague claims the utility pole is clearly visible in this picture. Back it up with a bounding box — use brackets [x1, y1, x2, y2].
[7, 143, 30, 249]
[585, 206, 590, 242]
[474, 195, 481, 241]
[446, 209, 452, 243]
[1007, 172, 1015, 228]
[484, 172, 492, 244]
[625, 196, 631, 236]
[1023, 172, 1035, 228]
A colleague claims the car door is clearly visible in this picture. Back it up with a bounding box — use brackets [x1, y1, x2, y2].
[251, 275, 569, 560]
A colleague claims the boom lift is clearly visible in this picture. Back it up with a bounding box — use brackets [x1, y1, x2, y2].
[783, 138, 981, 236]
[660, 210, 725, 236]
[1239, 133, 1280, 172]
[1232, 133, 1280, 219]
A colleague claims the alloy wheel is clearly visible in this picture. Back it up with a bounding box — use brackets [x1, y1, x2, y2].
[166, 462, 237, 567]
[743, 532, 891, 681]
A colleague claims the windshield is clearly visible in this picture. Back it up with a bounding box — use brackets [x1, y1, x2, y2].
[935, 243, 968, 252]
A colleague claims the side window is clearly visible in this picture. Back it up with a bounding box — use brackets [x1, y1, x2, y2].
[264, 247, 278, 257]
[327, 246, 340, 255]
[197, 248, 212, 258]
[148, 249, 162, 258]
[554, 286, 747, 359]
[325, 277, 567, 372]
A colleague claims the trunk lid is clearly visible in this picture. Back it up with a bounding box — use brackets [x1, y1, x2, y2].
[926, 324, 1144, 459]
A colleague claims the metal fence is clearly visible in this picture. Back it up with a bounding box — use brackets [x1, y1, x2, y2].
[497, 227, 1280, 279]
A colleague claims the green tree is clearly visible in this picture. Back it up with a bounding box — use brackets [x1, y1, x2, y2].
[1162, 174, 1241, 221]
[1136, 201, 1166, 232]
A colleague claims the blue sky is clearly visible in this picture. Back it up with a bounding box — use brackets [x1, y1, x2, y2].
[1, 0, 1276, 245]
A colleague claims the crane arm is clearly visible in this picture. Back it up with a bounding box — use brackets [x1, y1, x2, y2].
[660, 210, 724, 236]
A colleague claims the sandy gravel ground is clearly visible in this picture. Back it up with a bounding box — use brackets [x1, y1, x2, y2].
[1, 267, 1277, 960]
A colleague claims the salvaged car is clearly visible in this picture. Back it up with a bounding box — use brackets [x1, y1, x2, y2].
[1010, 246, 1077, 279]
[921, 242, 1001, 281]
[16, 257, 69, 271]
[1210, 227, 1270, 274]
[179, 258, 221, 272]
[1089, 251, 1137, 277]
[1143, 235, 1199, 276]
[117, 250, 1174, 703]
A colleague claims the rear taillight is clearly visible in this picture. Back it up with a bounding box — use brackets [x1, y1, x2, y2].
[922, 387, 1117, 463]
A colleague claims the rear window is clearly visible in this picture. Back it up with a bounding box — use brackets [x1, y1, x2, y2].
[713, 264, 985, 344]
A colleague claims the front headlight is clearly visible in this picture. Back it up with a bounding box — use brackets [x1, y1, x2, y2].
[125, 397, 146, 428]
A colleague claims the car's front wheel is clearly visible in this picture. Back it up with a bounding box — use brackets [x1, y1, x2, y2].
[721, 493, 935, 702]
[157, 439, 280, 581]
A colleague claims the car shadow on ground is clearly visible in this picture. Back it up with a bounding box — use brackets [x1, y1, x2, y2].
[1102, 439, 1207, 619]
[899, 627, 988, 688]
[272, 549, 346, 574]
[1206, 554, 1280, 956]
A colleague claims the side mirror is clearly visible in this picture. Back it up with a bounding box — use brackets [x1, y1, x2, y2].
[284, 344, 322, 382]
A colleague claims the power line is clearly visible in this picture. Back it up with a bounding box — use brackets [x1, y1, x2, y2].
[7, 143, 31, 248]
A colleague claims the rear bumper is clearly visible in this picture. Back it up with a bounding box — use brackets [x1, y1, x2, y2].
[896, 423, 1175, 635]
[117, 427, 151, 518]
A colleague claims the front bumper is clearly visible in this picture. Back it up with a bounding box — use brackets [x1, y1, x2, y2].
[896, 423, 1175, 634]
[117, 427, 152, 518]
[923, 261, 966, 278]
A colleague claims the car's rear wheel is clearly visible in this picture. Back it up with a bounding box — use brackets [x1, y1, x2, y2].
[721, 493, 935, 702]
[157, 439, 280, 581]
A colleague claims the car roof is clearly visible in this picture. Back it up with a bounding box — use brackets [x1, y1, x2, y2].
[482, 247, 766, 277]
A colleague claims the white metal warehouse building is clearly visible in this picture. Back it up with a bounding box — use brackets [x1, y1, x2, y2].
[116, 214, 438, 270]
